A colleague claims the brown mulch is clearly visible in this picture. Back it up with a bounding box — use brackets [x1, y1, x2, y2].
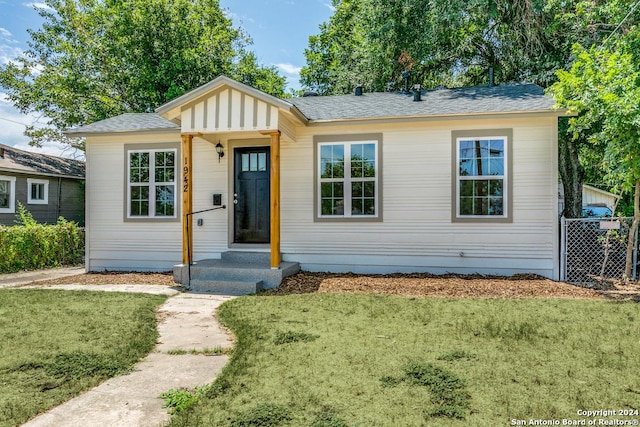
[266, 271, 609, 299]
[30, 270, 640, 300]
[35, 271, 176, 286]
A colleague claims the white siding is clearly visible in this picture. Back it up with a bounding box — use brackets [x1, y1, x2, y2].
[85, 134, 183, 271]
[86, 115, 559, 279]
[190, 137, 229, 258]
[279, 117, 559, 279]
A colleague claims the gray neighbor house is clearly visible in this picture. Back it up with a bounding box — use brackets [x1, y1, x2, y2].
[0, 143, 85, 226]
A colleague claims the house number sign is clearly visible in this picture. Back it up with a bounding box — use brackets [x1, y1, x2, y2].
[183, 163, 189, 193]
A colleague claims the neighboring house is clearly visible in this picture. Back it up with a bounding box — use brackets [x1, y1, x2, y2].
[0, 144, 85, 226]
[558, 183, 620, 215]
[67, 75, 568, 281]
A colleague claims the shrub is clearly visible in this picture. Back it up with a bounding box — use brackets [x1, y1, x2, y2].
[0, 204, 84, 273]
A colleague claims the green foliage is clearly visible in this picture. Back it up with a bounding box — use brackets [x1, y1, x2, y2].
[230, 403, 292, 427]
[44, 351, 124, 380]
[437, 350, 478, 362]
[0, 0, 286, 149]
[161, 386, 210, 414]
[550, 39, 640, 191]
[310, 407, 350, 427]
[0, 208, 83, 273]
[14, 202, 37, 227]
[0, 289, 166, 426]
[302, 0, 640, 94]
[404, 362, 471, 419]
[273, 331, 319, 345]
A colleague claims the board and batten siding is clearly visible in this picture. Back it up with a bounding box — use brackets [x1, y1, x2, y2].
[180, 87, 279, 134]
[279, 116, 559, 279]
[85, 134, 183, 271]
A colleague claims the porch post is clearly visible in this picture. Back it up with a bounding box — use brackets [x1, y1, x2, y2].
[261, 130, 281, 269]
[181, 134, 193, 264]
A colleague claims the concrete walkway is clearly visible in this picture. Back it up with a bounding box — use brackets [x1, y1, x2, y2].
[0, 266, 84, 288]
[1, 270, 235, 427]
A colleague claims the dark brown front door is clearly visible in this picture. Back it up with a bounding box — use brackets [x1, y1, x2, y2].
[234, 147, 270, 243]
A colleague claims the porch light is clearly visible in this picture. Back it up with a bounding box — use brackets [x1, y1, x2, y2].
[215, 141, 224, 162]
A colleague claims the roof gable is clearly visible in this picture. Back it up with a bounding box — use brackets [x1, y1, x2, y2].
[156, 76, 292, 129]
[0, 144, 85, 179]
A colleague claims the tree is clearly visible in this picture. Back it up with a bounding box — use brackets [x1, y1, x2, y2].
[549, 39, 640, 279]
[0, 0, 286, 150]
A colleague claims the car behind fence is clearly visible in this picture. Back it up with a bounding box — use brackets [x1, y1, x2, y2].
[561, 217, 638, 286]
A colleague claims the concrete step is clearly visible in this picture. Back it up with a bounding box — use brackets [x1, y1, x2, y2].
[173, 259, 300, 290]
[188, 279, 263, 296]
[221, 251, 271, 264]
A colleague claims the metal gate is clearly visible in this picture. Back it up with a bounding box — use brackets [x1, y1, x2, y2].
[561, 217, 638, 285]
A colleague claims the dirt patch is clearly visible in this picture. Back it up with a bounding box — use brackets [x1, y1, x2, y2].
[29, 270, 640, 300]
[34, 271, 177, 287]
[266, 271, 608, 299]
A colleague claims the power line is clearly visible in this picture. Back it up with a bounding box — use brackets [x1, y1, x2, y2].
[604, 0, 640, 44]
[0, 116, 29, 127]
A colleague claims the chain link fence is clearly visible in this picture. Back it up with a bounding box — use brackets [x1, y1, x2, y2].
[561, 217, 638, 286]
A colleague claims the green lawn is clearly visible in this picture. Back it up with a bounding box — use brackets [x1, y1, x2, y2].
[0, 289, 167, 427]
[168, 294, 640, 427]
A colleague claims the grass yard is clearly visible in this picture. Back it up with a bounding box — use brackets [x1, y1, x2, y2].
[168, 294, 640, 427]
[0, 289, 167, 427]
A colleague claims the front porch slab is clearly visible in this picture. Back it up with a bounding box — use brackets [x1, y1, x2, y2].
[173, 251, 300, 295]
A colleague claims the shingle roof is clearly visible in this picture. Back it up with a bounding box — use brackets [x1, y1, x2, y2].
[0, 144, 85, 179]
[290, 83, 556, 121]
[65, 113, 178, 135]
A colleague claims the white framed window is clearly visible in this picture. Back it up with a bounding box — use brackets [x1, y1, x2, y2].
[27, 178, 49, 204]
[317, 139, 379, 219]
[127, 148, 177, 218]
[455, 135, 508, 219]
[0, 175, 16, 213]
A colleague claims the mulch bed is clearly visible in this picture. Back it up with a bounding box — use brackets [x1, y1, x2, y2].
[28, 270, 640, 300]
[264, 271, 606, 299]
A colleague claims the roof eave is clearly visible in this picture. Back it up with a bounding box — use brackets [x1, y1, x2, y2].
[64, 128, 180, 138]
[305, 109, 572, 125]
[0, 166, 84, 180]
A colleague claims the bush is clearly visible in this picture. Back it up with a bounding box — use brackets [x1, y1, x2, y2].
[0, 203, 84, 273]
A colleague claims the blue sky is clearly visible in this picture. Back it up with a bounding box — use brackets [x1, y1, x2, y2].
[0, 0, 334, 157]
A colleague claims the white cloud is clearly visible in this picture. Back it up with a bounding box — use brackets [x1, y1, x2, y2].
[323, 2, 336, 12]
[0, 92, 78, 159]
[0, 28, 11, 37]
[0, 44, 24, 65]
[22, 2, 53, 11]
[275, 63, 302, 75]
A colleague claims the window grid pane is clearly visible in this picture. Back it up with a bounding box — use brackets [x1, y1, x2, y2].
[130, 186, 150, 216]
[0, 180, 9, 208]
[458, 137, 506, 217]
[318, 141, 377, 218]
[155, 185, 175, 216]
[130, 152, 150, 183]
[128, 150, 176, 218]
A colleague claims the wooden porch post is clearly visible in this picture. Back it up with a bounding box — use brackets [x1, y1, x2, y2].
[261, 130, 281, 269]
[181, 134, 193, 264]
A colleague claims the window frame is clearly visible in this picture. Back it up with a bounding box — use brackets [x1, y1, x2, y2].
[27, 178, 49, 205]
[451, 129, 513, 223]
[124, 144, 180, 222]
[314, 133, 383, 222]
[0, 175, 16, 214]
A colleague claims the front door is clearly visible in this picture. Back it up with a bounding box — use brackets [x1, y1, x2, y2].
[234, 147, 270, 243]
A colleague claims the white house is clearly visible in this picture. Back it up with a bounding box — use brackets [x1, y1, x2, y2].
[67, 76, 568, 289]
